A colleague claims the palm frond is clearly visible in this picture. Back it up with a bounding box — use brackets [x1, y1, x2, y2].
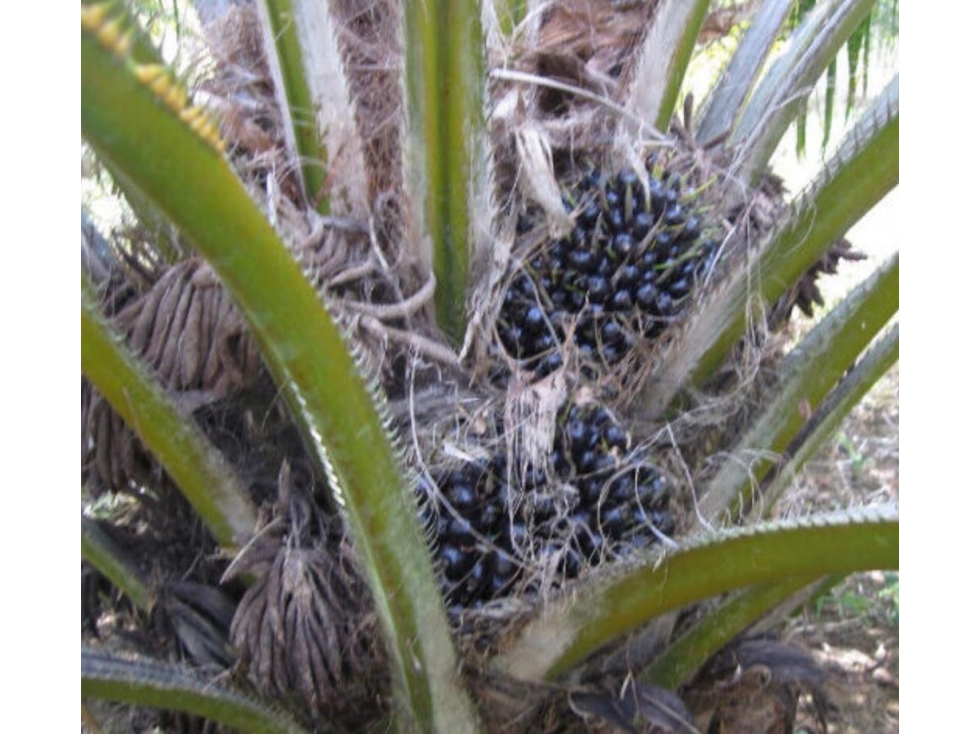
[495, 506, 897, 681]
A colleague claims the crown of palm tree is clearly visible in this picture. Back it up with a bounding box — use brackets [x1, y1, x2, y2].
[81, 1, 897, 731]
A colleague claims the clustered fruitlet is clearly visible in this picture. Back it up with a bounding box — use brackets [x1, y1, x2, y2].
[417, 403, 676, 608]
[498, 156, 720, 378]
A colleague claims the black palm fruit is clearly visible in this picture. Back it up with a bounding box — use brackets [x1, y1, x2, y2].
[418, 401, 676, 609]
[498, 160, 720, 377]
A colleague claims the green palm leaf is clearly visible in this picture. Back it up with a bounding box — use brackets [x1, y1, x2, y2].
[81, 11, 477, 730]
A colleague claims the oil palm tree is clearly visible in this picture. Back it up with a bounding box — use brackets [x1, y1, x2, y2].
[81, 0, 897, 731]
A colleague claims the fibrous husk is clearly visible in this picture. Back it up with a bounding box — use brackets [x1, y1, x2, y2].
[327, 0, 434, 296]
[82, 379, 155, 494]
[81, 256, 262, 494]
[196, 0, 451, 391]
[109, 257, 261, 396]
[80, 227, 440, 495]
[225, 473, 384, 724]
[197, 0, 295, 169]
[197, 1, 376, 284]
[534, 0, 656, 109]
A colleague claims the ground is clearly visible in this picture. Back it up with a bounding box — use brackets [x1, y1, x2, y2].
[778, 367, 899, 734]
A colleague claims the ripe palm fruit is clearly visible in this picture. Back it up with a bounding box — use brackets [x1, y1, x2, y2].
[417, 401, 676, 609]
[498, 160, 720, 378]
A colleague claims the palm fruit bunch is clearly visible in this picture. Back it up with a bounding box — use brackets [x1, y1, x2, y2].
[498, 156, 720, 379]
[417, 402, 677, 609]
